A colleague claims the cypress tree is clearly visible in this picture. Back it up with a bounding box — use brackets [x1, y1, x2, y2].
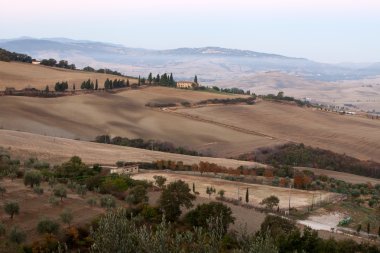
[127, 79, 130, 87]
[148, 73, 153, 84]
[73, 83, 75, 91]
[138, 75, 141, 86]
[245, 188, 249, 203]
[194, 75, 198, 84]
[170, 73, 174, 86]
[95, 79, 98, 90]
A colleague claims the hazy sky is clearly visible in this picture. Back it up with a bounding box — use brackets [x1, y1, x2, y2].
[1, 0, 380, 63]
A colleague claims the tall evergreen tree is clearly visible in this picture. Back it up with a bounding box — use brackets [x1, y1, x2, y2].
[95, 79, 98, 90]
[138, 75, 141, 86]
[170, 73, 174, 86]
[148, 73, 153, 84]
[156, 74, 160, 83]
[127, 79, 130, 87]
[245, 188, 249, 203]
[194, 75, 198, 84]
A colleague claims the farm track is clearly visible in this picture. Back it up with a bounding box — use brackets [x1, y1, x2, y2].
[153, 106, 285, 141]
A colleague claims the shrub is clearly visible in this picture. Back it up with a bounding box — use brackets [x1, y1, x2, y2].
[125, 185, 148, 205]
[0, 222, 5, 236]
[8, 226, 26, 244]
[0, 185, 6, 196]
[37, 218, 60, 235]
[48, 196, 60, 206]
[100, 195, 116, 209]
[87, 198, 98, 207]
[60, 209, 74, 227]
[33, 186, 44, 195]
[116, 161, 125, 168]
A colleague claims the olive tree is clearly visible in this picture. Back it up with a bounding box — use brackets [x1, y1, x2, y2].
[4, 202, 19, 219]
[23, 170, 42, 188]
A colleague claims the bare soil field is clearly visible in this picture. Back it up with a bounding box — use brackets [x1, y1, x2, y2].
[176, 101, 380, 162]
[0, 179, 109, 243]
[133, 171, 338, 209]
[0, 87, 281, 157]
[0, 61, 137, 90]
[296, 167, 380, 185]
[0, 130, 264, 168]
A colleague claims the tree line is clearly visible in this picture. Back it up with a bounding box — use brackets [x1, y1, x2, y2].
[95, 135, 202, 156]
[0, 48, 32, 63]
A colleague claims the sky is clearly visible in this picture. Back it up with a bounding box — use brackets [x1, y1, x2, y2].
[1, 0, 380, 63]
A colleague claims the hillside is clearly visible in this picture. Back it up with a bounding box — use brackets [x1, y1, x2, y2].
[0, 130, 263, 168]
[1, 83, 379, 161]
[0, 86, 278, 157]
[0, 61, 137, 90]
[176, 101, 380, 162]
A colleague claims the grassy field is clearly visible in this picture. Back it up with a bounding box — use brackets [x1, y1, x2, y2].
[0, 130, 264, 168]
[133, 171, 338, 209]
[0, 61, 137, 90]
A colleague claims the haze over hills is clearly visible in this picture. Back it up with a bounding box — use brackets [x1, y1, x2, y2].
[1, 37, 380, 112]
[1, 37, 380, 82]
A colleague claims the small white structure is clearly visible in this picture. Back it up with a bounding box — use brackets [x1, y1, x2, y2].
[109, 164, 139, 175]
[176, 81, 198, 89]
[32, 60, 41, 65]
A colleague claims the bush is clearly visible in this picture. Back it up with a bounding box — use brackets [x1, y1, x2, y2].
[0, 222, 5, 236]
[100, 195, 116, 209]
[0, 185, 6, 196]
[125, 185, 148, 205]
[48, 196, 60, 206]
[87, 198, 98, 206]
[8, 226, 26, 244]
[37, 218, 60, 235]
[33, 186, 44, 195]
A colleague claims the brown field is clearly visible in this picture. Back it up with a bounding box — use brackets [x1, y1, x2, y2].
[0, 87, 281, 157]
[0, 179, 109, 243]
[133, 171, 338, 209]
[176, 101, 380, 162]
[0, 61, 137, 90]
[0, 130, 264, 168]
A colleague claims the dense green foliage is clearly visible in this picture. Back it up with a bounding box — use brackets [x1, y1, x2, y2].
[184, 202, 235, 233]
[159, 180, 195, 221]
[147, 72, 176, 87]
[239, 143, 380, 178]
[54, 81, 69, 92]
[4, 202, 20, 219]
[197, 96, 256, 105]
[40, 58, 75, 69]
[0, 48, 32, 63]
[259, 91, 310, 106]
[37, 218, 60, 235]
[95, 135, 203, 156]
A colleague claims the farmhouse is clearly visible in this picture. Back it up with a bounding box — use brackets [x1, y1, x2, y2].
[108, 164, 139, 175]
[176, 81, 198, 89]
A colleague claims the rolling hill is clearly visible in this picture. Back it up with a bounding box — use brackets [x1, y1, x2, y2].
[0, 61, 137, 90]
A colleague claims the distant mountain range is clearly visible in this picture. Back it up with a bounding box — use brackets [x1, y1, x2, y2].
[1, 37, 380, 83]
